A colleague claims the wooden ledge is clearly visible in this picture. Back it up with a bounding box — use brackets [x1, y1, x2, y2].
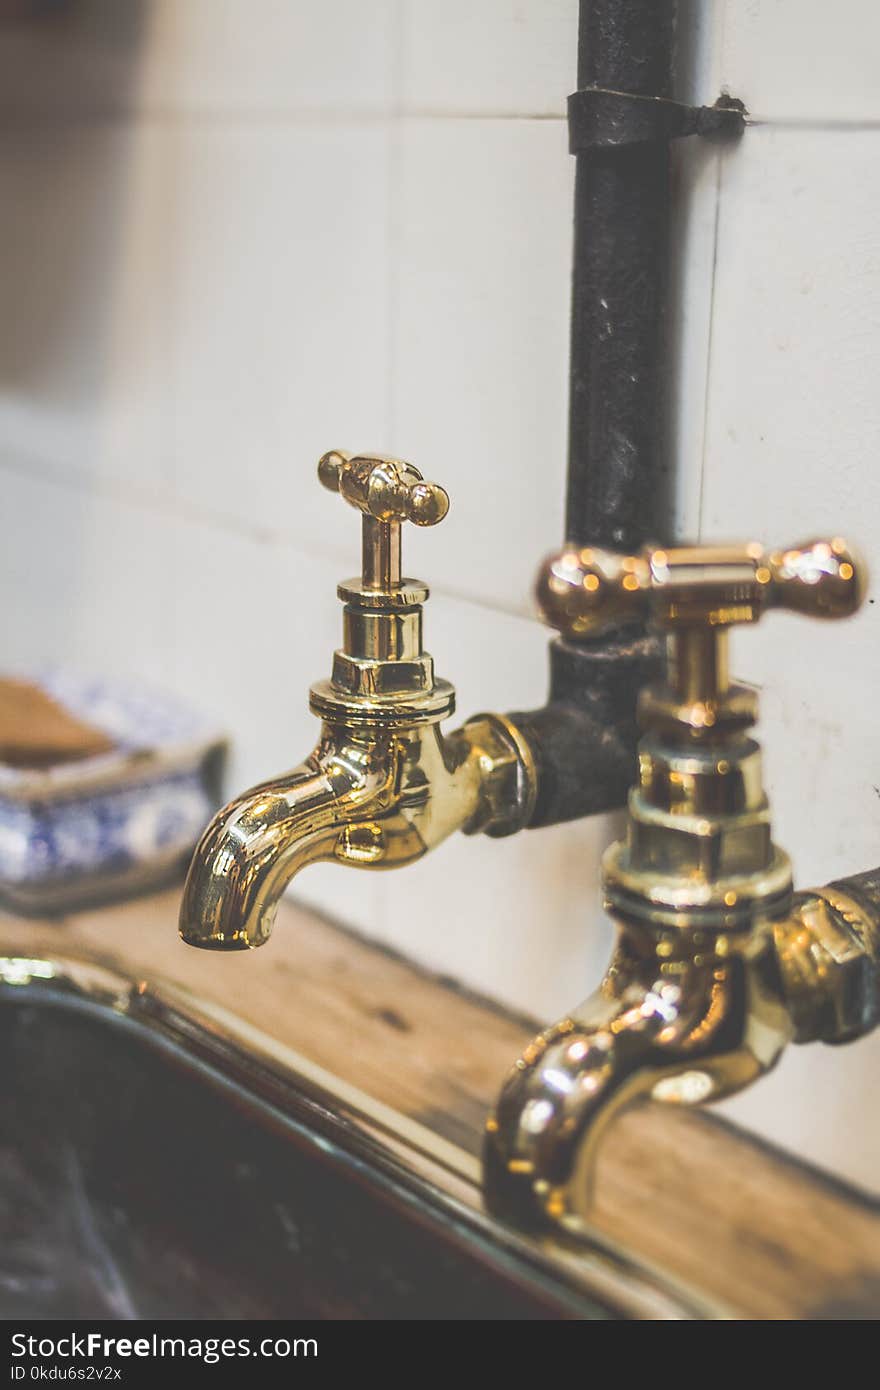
[4, 887, 879, 1320]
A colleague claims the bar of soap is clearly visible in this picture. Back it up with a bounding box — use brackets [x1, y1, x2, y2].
[0, 677, 116, 769]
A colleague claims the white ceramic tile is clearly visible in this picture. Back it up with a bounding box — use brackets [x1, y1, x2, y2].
[399, 0, 576, 116]
[662, 0, 727, 543]
[719, 1006, 880, 1195]
[0, 466, 174, 685]
[667, 139, 723, 540]
[170, 122, 390, 572]
[390, 118, 570, 614]
[372, 813, 617, 1021]
[734, 612, 880, 887]
[399, 0, 724, 119]
[703, 128, 880, 549]
[399, 0, 725, 119]
[165, 520, 335, 788]
[702, 126, 880, 880]
[0, 124, 174, 492]
[147, 0, 396, 115]
[719, 0, 880, 121]
[422, 589, 550, 717]
[673, 0, 724, 108]
[0, 1, 395, 118]
[697, 124, 880, 1190]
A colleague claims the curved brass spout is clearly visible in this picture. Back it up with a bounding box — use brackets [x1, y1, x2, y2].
[179, 726, 399, 950]
[485, 932, 790, 1226]
[180, 715, 531, 950]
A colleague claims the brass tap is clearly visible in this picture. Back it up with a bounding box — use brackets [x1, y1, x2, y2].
[179, 451, 536, 950]
[485, 537, 868, 1228]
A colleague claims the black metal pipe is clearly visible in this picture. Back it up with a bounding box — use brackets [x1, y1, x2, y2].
[567, 0, 675, 548]
[510, 629, 661, 825]
[511, 0, 677, 827]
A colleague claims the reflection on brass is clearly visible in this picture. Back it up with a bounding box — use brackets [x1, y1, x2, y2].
[487, 535, 868, 1228]
[537, 538, 865, 642]
[179, 452, 536, 951]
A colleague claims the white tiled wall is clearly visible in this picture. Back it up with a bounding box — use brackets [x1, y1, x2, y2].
[2, 1, 879, 1192]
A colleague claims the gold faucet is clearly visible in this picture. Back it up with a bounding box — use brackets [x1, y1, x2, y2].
[485, 536, 870, 1228]
[179, 451, 536, 950]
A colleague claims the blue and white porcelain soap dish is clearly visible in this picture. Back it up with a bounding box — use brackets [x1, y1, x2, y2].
[0, 671, 227, 914]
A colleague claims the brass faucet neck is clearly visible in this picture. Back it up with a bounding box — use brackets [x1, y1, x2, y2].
[312, 451, 455, 722]
[606, 622, 791, 940]
[311, 572, 454, 724]
[670, 625, 729, 704]
[362, 514, 402, 590]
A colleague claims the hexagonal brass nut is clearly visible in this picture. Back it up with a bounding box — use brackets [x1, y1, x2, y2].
[628, 796, 773, 882]
[775, 891, 880, 1044]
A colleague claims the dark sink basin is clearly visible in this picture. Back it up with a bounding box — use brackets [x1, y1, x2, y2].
[0, 952, 700, 1320]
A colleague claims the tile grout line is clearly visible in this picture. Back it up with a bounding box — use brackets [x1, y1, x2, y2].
[0, 107, 570, 130]
[384, 0, 406, 451]
[693, 0, 730, 545]
[5, 107, 880, 134]
[695, 146, 724, 545]
[372, 0, 407, 951]
[0, 451, 535, 625]
[162, 96, 184, 697]
[745, 116, 880, 131]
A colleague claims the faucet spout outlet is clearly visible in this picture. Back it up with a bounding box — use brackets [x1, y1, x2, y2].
[485, 926, 791, 1228]
[179, 451, 536, 951]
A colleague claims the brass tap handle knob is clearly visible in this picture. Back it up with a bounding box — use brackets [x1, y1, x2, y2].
[536, 537, 866, 640]
[318, 449, 449, 592]
[318, 450, 449, 528]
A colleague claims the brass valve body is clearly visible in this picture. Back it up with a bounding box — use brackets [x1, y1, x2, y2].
[310, 451, 454, 724]
[484, 533, 868, 1228]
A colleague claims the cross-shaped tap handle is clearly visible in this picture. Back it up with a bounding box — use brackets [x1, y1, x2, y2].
[537, 538, 866, 639]
[537, 538, 866, 727]
[318, 450, 449, 590]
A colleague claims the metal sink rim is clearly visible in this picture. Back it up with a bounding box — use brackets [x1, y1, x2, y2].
[0, 945, 722, 1320]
